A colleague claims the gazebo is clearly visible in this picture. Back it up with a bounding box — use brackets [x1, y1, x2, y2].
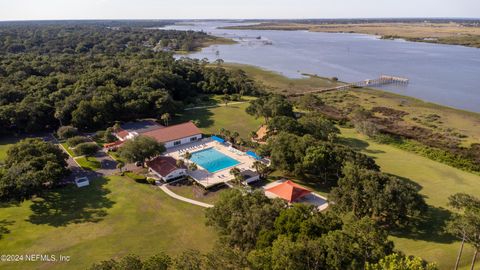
[265, 180, 311, 203]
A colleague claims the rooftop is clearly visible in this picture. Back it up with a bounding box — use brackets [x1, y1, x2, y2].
[265, 180, 311, 203]
[143, 121, 202, 143]
[146, 156, 184, 177]
[121, 120, 163, 134]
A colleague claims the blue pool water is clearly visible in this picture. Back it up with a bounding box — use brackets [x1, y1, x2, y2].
[190, 148, 240, 173]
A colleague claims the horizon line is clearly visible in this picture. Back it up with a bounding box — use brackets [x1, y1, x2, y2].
[1, 17, 480, 23]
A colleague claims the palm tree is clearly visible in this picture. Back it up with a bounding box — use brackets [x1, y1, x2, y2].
[161, 113, 171, 126]
[250, 131, 258, 141]
[116, 162, 125, 175]
[183, 151, 192, 160]
[222, 94, 230, 107]
[229, 167, 243, 185]
[188, 163, 198, 171]
[219, 128, 226, 137]
[252, 161, 268, 179]
[231, 132, 240, 144]
[224, 130, 231, 142]
[113, 122, 121, 132]
[176, 159, 185, 168]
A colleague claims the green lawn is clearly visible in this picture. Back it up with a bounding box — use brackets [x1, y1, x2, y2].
[0, 137, 21, 163]
[60, 142, 77, 157]
[75, 156, 101, 171]
[175, 102, 264, 139]
[339, 128, 480, 270]
[0, 176, 216, 270]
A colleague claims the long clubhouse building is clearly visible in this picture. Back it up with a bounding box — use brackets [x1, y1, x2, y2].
[108, 120, 202, 149]
[142, 121, 202, 148]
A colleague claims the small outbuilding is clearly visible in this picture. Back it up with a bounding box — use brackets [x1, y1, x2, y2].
[74, 177, 90, 188]
[265, 180, 311, 203]
[241, 169, 260, 184]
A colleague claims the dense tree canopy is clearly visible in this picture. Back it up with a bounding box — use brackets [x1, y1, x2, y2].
[246, 94, 294, 122]
[365, 253, 438, 270]
[0, 138, 69, 201]
[0, 24, 261, 134]
[206, 190, 394, 270]
[118, 136, 166, 164]
[330, 163, 427, 228]
[261, 131, 378, 185]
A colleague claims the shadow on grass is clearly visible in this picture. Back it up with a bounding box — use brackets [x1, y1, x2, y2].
[337, 137, 386, 154]
[0, 219, 14, 239]
[175, 108, 215, 130]
[386, 173, 454, 244]
[391, 205, 455, 244]
[27, 177, 115, 227]
[338, 137, 370, 151]
[385, 173, 423, 192]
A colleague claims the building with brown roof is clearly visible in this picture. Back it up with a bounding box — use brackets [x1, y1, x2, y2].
[143, 121, 202, 149]
[146, 156, 186, 182]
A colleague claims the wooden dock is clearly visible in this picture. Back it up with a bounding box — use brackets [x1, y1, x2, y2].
[289, 75, 409, 97]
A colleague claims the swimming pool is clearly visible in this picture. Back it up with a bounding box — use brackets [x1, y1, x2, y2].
[190, 148, 240, 173]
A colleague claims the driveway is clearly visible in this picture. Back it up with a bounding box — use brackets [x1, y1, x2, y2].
[95, 151, 118, 176]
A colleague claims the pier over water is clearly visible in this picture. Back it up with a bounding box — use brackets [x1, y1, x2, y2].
[289, 75, 409, 97]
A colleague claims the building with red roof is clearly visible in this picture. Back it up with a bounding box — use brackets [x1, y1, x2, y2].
[265, 180, 312, 203]
[146, 156, 187, 182]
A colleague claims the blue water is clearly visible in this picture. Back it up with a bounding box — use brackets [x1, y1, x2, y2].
[190, 148, 240, 173]
[163, 21, 480, 113]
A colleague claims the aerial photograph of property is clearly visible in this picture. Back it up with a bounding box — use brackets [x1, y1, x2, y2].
[0, 1, 479, 269]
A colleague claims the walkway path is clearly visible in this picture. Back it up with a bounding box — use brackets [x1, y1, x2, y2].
[184, 101, 246, 111]
[158, 185, 214, 208]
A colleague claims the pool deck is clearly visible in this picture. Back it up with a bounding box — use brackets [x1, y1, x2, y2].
[165, 138, 257, 188]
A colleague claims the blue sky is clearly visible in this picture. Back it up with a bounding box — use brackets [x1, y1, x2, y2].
[0, 0, 479, 20]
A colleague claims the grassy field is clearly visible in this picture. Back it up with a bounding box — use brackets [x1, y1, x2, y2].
[224, 63, 341, 96]
[175, 101, 264, 139]
[225, 22, 480, 48]
[75, 156, 101, 171]
[0, 176, 216, 270]
[339, 127, 480, 270]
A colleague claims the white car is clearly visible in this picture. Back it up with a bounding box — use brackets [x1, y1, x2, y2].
[74, 177, 90, 188]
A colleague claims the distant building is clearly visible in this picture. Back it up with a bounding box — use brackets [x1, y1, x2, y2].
[146, 156, 187, 182]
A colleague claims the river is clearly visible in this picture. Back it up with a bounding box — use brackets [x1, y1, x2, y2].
[163, 21, 480, 113]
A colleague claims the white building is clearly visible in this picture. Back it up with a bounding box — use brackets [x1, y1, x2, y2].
[146, 156, 187, 182]
[142, 121, 202, 149]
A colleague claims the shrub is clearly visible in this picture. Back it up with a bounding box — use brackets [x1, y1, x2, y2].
[57, 126, 78, 139]
[66, 136, 89, 147]
[74, 142, 100, 157]
[125, 172, 147, 183]
[146, 177, 157, 185]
